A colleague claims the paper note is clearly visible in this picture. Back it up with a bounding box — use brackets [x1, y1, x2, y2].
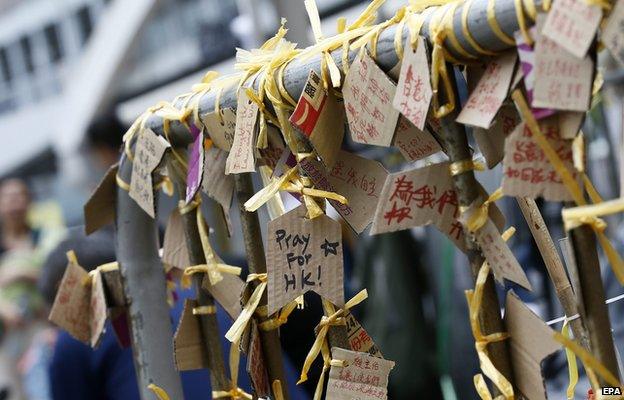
[202, 146, 234, 213]
[202, 272, 244, 320]
[258, 125, 286, 170]
[84, 164, 118, 235]
[603, 0, 624, 66]
[345, 312, 383, 358]
[290, 70, 345, 168]
[456, 52, 517, 129]
[89, 270, 107, 347]
[226, 90, 258, 174]
[343, 51, 399, 147]
[326, 348, 395, 400]
[246, 322, 270, 397]
[162, 209, 190, 271]
[504, 292, 561, 400]
[502, 122, 576, 201]
[49, 261, 91, 344]
[393, 37, 432, 131]
[174, 299, 208, 371]
[186, 124, 205, 203]
[473, 105, 520, 168]
[202, 108, 237, 151]
[266, 205, 344, 314]
[300, 151, 388, 234]
[532, 35, 593, 112]
[393, 116, 442, 162]
[129, 128, 170, 218]
[542, 0, 601, 59]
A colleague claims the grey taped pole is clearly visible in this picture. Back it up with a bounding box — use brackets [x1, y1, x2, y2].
[116, 157, 184, 400]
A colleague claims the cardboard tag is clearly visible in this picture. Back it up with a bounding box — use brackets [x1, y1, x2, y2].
[110, 307, 131, 348]
[202, 146, 234, 214]
[299, 151, 388, 234]
[504, 292, 561, 400]
[542, 0, 601, 59]
[202, 108, 237, 151]
[556, 111, 584, 140]
[473, 105, 520, 169]
[258, 125, 286, 170]
[393, 37, 432, 131]
[343, 51, 400, 147]
[49, 261, 91, 344]
[603, 0, 624, 66]
[502, 123, 576, 201]
[246, 322, 270, 397]
[174, 299, 208, 371]
[89, 270, 107, 347]
[84, 164, 118, 235]
[129, 128, 170, 218]
[162, 209, 191, 271]
[393, 116, 442, 161]
[326, 348, 395, 400]
[345, 312, 383, 358]
[532, 35, 593, 112]
[101, 269, 126, 308]
[226, 90, 258, 174]
[290, 70, 345, 168]
[202, 272, 244, 320]
[186, 125, 205, 203]
[266, 205, 344, 314]
[456, 52, 517, 129]
[474, 219, 531, 289]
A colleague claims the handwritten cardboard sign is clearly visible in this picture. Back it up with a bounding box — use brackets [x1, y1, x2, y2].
[456, 52, 517, 129]
[326, 348, 395, 400]
[502, 122, 576, 201]
[343, 51, 399, 147]
[49, 260, 91, 344]
[162, 209, 190, 271]
[290, 70, 345, 168]
[504, 292, 561, 400]
[542, 0, 601, 59]
[129, 128, 170, 218]
[226, 90, 258, 174]
[299, 151, 388, 234]
[89, 270, 107, 347]
[473, 105, 520, 168]
[246, 322, 270, 397]
[202, 108, 237, 151]
[345, 312, 383, 357]
[266, 205, 344, 314]
[532, 34, 593, 112]
[202, 146, 234, 214]
[603, 0, 624, 66]
[84, 164, 118, 235]
[393, 116, 442, 162]
[393, 37, 432, 130]
[174, 299, 208, 371]
[186, 125, 205, 203]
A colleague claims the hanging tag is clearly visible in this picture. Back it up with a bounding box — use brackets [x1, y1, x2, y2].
[226, 90, 259, 174]
[502, 122, 577, 201]
[456, 52, 518, 129]
[290, 70, 345, 168]
[266, 205, 344, 314]
[246, 322, 270, 397]
[326, 348, 395, 400]
[393, 116, 442, 162]
[345, 312, 383, 358]
[299, 151, 388, 234]
[49, 259, 91, 344]
[173, 299, 208, 371]
[201, 269, 244, 320]
[162, 209, 191, 271]
[90, 270, 107, 348]
[603, 0, 624, 66]
[393, 36, 432, 131]
[202, 108, 237, 151]
[84, 164, 118, 235]
[473, 105, 520, 169]
[343, 51, 400, 147]
[129, 128, 171, 218]
[532, 35, 593, 112]
[202, 146, 234, 216]
[258, 125, 286, 170]
[186, 124, 205, 203]
[542, 0, 601, 59]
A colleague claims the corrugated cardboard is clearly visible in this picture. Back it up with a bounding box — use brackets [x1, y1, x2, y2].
[84, 164, 118, 235]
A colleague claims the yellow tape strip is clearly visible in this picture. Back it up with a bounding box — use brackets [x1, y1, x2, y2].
[561, 321, 579, 399]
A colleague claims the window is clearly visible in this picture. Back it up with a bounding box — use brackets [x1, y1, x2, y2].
[0, 48, 11, 83]
[76, 6, 93, 45]
[19, 36, 34, 74]
[44, 23, 63, 63]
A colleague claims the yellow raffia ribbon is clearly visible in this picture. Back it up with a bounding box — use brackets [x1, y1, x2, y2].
[461, 0, 498, 55]
[272, 380, 285, 400]
[212, 339, 253, 399]
[225, 274, 267, 344]
[462, 188, 504, 233]
[513, 90, 624, 285]
[466, 262, 514, 400]
[192, 305, 217, 315]
[351, 7, 407, 59]
[147, 384, 171, 400]
[259, 300, 299, 331]
[561, 320, 579, 399]
[487, 0, 515, 45]
[298, 289, 368, 389]
[304, 0, 342, 88]
[428, 2, 458, 119]
[449, 159, 485, 176]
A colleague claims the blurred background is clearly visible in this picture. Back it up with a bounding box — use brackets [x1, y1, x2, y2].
[0, 0, 622, 399]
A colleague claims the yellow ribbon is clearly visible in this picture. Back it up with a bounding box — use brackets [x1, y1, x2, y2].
[259, 300, 299, 331]
[272, 380, 285, 400]
[147, 384, 171, 400]
[225, 274, 267, 344]
[449, 159, 485, 176]
[428, 2, 458, 118]
[304, 0, 342, 88]
[212, 339, 253, 399]
[461, 188, 504, 233]
[192, 305, 217, 315]
[561, 320, 579, 399]
[298, 288, 368, 393]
